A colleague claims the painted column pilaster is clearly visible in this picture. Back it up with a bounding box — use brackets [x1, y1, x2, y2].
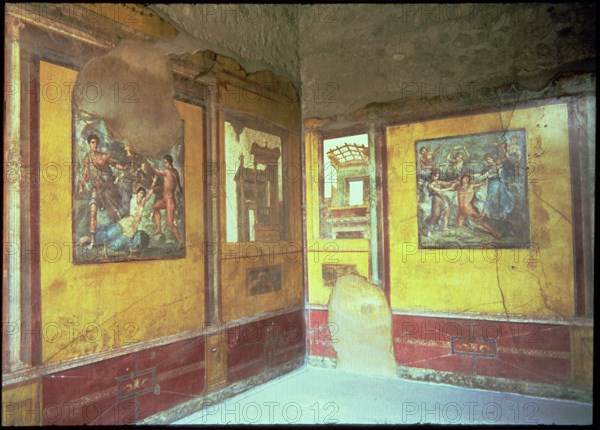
[5, 16, 26, 371]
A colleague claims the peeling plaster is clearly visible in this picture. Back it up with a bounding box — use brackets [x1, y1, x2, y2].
[328, 274, 397, 377]
[75, 40, 182, 156]
[150, 4, 301, 87]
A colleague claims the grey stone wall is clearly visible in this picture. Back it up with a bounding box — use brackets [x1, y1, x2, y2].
[298, 3, 595, 118]
[151, 4, 301, 86]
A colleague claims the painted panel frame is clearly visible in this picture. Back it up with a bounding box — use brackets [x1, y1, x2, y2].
[72, 113, 186, 264]
[385, 101, 575, 316]
[415, 128, 530, 249]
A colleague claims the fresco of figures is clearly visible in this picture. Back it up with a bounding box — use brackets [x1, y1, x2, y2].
[72, 112, 185, 263]
[415, 129, 530, 249]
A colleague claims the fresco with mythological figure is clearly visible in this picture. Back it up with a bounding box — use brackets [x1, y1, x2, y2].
[72, 113, 186, 263]
[415, 129, 530, 249]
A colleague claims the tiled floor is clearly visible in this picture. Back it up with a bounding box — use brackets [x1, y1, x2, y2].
[175, 365, 593, 425]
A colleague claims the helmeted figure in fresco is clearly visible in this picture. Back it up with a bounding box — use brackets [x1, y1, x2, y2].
[78, 133, 127, 247]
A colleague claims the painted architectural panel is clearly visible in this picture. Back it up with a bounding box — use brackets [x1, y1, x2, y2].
[224, 121, 283, 243]
[320, 134, 370, 239]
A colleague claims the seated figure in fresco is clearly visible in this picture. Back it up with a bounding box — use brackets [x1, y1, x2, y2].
[78, 176, 157, 254]
[150, 155, 184, 247]
[78, 133, 127, 248]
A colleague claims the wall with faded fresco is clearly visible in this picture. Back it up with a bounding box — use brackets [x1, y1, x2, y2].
[302, 3, 594, 403]
[3, 4, 303, 425]
[2, 3, 594, 426]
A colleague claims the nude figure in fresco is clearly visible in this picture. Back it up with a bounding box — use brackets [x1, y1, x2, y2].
[449, 174, 502, 239]
[150, 154, 184, 246]
[78, 176, 157, 254]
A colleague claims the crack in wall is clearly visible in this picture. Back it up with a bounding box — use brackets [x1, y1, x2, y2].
[530, 189, 572, 224]
[494, 252, 511, 321]
[43, 289, 159, 362]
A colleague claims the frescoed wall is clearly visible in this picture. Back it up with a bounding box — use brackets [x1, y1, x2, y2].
[3, 4, 303, 425]
[39, 61, 205, 362]
[387, 103, 573, 316]
[305, 99, 594, 400]
[2, 3, 594, 426]
[304, 132, 372, 308]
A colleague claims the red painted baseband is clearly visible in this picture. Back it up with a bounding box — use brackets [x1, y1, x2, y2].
[42, 337, 206, 425]
[307, 309, 572, 385]
[39, 310, 305, 425]
[228, 310, 305, 382]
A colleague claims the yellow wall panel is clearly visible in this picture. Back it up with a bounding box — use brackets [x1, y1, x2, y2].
[221, 252, 303, 322]
[2, 382, 40, 426]
[386, 103, 574, 317]
[303, 129, 372, 305]
[39, 62, 204, 362]
[307, 247, 370, 305]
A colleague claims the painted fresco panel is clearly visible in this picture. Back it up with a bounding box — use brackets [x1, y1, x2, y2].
[224, 121, 283, 243]
[320, 134, 370, 239]
[416, 129, 530, 248]
[386, 103, 574, 316]
[72, 114, 186, 263]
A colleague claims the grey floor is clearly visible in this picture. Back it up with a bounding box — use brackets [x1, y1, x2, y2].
[175, 365, 593, 425]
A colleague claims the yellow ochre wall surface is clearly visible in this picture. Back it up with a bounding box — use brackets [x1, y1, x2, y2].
[304, 132, 371, 306]
[1, 382, 40, 426]
[386, 103, 574, 317]
[39, 61, 205, 363]
[217, 82, 303, 322]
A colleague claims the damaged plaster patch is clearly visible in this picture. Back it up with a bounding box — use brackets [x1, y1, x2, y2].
[328, 274, 397, 377]
[74, 40, 182, 157]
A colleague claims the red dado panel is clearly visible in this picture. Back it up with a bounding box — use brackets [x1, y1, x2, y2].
[306, 309, 337, 359]
[306, 310, 573, 385]
[227, 310, 305, 383]
[392, 315, 572, 384]
[42, 336, 205, 425]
